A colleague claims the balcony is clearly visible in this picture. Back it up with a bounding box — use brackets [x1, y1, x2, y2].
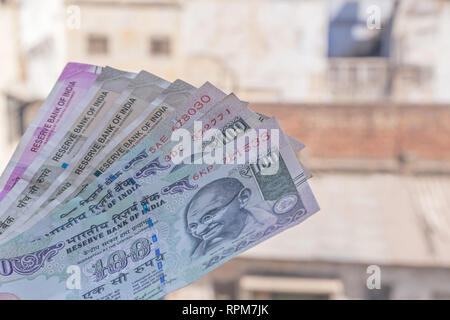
[327, 57, 390, 102]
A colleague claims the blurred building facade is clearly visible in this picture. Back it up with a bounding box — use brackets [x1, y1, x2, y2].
[2, 0, 450, 104]
[0, 0, 449, 299]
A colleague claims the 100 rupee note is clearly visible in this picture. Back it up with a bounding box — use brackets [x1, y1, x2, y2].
[0, 95, 318, 299]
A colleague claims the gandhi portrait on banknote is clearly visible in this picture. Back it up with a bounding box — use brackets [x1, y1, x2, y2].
[185, 177, 277, 257]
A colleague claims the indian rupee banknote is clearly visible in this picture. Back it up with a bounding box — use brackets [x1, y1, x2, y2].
[0, 93, 319, 299]
[0, 63, 101, 202]
[24, 71, 170, 214]
[1, 83, 227, 243]
[0, 67, 136, 237]
[0, 77, 190, 241]
[11, 80, 196, 236]
[2, 81, 310, 243]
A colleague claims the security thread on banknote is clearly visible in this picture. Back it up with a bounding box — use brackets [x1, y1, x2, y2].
[0, 63, 319, 300]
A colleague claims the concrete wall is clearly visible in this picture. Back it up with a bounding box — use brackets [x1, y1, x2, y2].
[66, 0, 183, 81]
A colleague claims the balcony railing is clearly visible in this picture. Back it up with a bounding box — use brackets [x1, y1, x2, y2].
[327, 57, 389, 101]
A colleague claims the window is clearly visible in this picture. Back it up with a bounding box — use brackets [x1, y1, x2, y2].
[271, 292, 330, 300]
[213, 281, 236, 299]
[6, 95, 41, 143]
[239, 275, 345, 300]
[88, 34, 108, 54]
[150, 36, 171, 56]
[328, 1, 394, 57]
[366, 285, 391, 300]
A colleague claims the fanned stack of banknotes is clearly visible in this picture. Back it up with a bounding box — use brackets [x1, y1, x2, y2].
[0, 63, 319, 300]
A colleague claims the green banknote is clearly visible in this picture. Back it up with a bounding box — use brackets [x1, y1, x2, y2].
[0, 90, 319, 299]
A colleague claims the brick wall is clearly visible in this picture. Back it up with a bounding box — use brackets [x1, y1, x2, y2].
[250, 103, 450, 172]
